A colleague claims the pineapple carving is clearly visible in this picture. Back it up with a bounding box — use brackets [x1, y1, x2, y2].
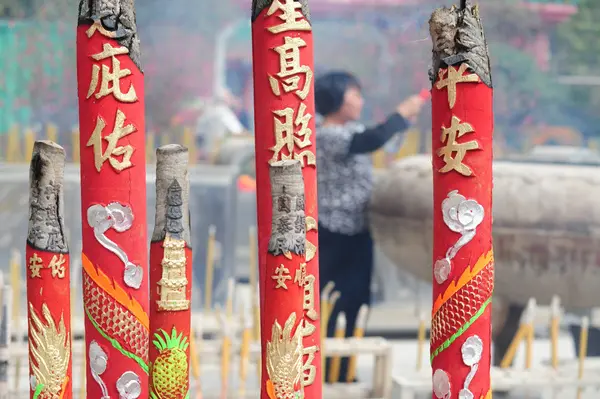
[150, 327, 189, 399]
[266, 312, 304, 399]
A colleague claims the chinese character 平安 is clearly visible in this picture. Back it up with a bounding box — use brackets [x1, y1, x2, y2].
[29, 253, 44, 278]
[436, 64, 479, 109]
[272, 265, 292, 289]
[437, 116, 480, 176]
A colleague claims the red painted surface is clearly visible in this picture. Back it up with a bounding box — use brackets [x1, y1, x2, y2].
[431, 66, 494, 399]
[149, 244, 192, 399]
[25, 246, 72, 399]
[77, 24, 149, 398]
[251, 4, 322, 398]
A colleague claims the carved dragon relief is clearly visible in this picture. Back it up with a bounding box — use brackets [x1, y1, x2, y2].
[78, 0, 142, 71]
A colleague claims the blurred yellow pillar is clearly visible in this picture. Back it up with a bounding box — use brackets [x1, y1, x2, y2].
[71, 127, 80, 163]
[46, 123, 58, 143]
[6, 126, 21, 163]
[24, 128, 36, 162]
[183, 127, 196, 164]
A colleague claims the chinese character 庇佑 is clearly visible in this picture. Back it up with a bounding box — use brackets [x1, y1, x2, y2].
[270, 103, 315, 167]
[29, 253, 44, 278]
[272, 265, 292, 289]
[437, 116, 480, 176]
[49, 254, 66, 279]
[87, 43, 138, 103]
[267, 0, 311, 34]
[269, 36, 312, 100]
[85, 21, 116, 39]
[435, 64, 479, 109]
[87, 109, 136, 172]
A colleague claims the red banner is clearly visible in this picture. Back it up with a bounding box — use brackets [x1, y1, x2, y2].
[26, 246, 72, 399]
[430, 61, 494, 399]
[77, 22, 149, 398]
[251, 1, 322, 398]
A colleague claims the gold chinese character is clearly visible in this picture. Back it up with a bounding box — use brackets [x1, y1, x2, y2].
[435, 64, 479, 109]
[270, 103, 315, 167]
[29, 253, 44, 278]
[85, 21, 116, 39]
[269, 36, 312, 100]
[267, 0, 311, 34]
[272, 265, 292, 289]
[305, 217, 317, 262]
[87, 109, 136, 172]
[302, 274, 318, 321]
[437, 116, 480, 176]
[87, 43, 138, 103]
[294, 262, 307, 287]
[49, 254, 66, 279]
[301, 345, 319, 386]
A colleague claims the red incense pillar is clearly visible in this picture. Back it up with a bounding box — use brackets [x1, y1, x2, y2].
[251, 0, 322, 397]
[26, 141, 72, 399]
[149, 145, 192, 399]
[77, 1, 149, 397]
[429, 3, 494, 399]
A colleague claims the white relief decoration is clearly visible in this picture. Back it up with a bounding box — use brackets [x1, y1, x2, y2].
[433, 368, 451, 399]
[458, 335, 483, 399]
[117, 371, 141, 399]
[87, 203, 143, 289]
[90, 340, 110, 399]
[435, 190, 484, 284]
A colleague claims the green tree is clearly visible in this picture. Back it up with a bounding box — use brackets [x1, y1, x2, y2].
[555, 0, 600, 75]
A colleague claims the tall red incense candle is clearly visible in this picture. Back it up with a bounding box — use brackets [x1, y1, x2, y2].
[429, 3, 494, 399]
[251, 0, 322, 398]
[26, 141, 72, 399]
[77, 1, 149, 397]
[149, 145, 192, 399]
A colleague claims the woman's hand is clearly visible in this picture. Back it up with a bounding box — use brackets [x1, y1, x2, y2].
[396, 95, 426, 122]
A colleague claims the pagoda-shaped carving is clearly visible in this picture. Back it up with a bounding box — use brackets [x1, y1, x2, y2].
[157, 180, 190, 311]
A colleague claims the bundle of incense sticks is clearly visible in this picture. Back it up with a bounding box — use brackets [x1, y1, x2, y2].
[550, 296, 561, 369]
[204, 225, 217, 313]
[577, 316, 589, 399]
[328, 312, 347, 383]
[500, 298, 537, 368]
[0, 271, 11, 399]
[347, 304, 369, 382]
[238, 305, 252, 397]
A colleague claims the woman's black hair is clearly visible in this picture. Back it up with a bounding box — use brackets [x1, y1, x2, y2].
[314, 71, 361, 117]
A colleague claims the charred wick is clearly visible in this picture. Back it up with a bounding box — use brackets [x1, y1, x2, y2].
[251, 0, 311, 23]
[27, 151, 69, 254]
[429, 1, 492, 87]
[78, 0, 143, 72]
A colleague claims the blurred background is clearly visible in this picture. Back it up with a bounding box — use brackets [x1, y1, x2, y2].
[0, 0, 597, 153]
[0, 0, 598, 313]
[0, 0, 599, 319]
[0, 0, 600, 396]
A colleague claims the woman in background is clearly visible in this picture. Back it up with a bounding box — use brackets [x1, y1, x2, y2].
[316, 71, 425, 381]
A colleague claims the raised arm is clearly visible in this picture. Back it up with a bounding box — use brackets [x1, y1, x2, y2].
[348, 94, 425, 154]
[348, 113, 409, 154]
